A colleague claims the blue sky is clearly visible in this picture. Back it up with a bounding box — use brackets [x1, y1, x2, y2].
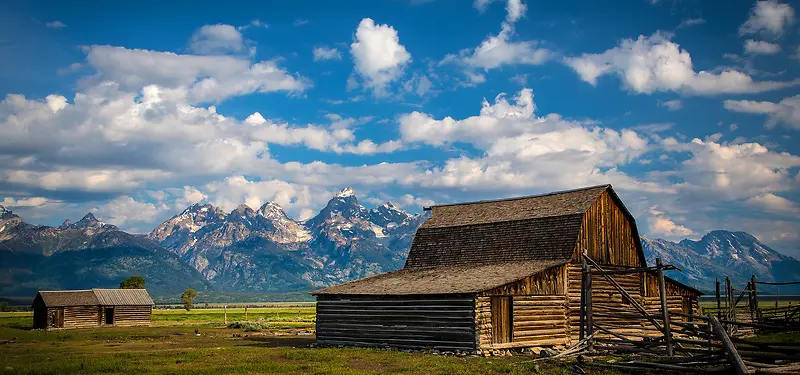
[1, 0, 799, 257]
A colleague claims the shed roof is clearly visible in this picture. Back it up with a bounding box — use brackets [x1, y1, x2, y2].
[312, 259, 568, 295]
[93, 289, 154, 306]
[35, 289, 154, 307]
[37, 290, 99, 307]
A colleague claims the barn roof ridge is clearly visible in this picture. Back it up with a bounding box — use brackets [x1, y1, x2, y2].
[423, 184, 611, 210]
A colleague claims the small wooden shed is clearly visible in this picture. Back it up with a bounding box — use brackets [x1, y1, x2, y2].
[32, 289, 154, 330]
[312, 184, 700, 352]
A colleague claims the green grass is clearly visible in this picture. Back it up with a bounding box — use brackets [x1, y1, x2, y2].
[0, 309, 622, 375]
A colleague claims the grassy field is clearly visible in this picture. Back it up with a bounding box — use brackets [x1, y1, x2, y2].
[0, 310, 621, 375]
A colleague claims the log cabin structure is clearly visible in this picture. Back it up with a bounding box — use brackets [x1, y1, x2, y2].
[312, 184, 701, 352]
[32, 288, 154, 330]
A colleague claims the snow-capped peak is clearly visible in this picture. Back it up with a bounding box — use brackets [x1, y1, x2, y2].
[78, 213, 99, 223]
[258, 201, 287, 220]
[334, 187, 355, 198]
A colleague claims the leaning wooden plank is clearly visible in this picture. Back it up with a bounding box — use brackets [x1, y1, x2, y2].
[709, 315, 750, 375]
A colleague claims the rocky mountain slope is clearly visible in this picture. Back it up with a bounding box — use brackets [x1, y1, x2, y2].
[0, 206, 211, 297]
[145, 187, 427, 293]
[642, 231, 800, 293]
[3, 190, 799, 297]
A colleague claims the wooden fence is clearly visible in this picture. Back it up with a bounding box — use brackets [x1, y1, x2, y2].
[573, 255, 800, 374]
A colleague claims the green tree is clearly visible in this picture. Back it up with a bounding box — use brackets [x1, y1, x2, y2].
[119, 275, 146, 289]
[181, 289, 198, 311]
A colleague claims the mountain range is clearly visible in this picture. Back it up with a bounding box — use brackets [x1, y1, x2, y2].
[2, 188, 799, 297]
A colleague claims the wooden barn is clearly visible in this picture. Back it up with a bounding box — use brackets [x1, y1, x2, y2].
[32, 288, 154, 330]
[312, 184, 701, 352]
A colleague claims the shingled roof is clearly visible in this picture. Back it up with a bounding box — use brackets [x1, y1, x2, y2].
[312, 259, 567, 295]
[35, 289, 154, 307]
[404, 185, 610, 269]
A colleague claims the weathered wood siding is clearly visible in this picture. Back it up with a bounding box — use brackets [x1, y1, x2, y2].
[102, 306, 152, 327]
[480, 265, 567, 296]
[477, 295, 569, 350]
[573, 191, 641, 267]
[315, 295, 476, 351]
[60, 306, 101, 329]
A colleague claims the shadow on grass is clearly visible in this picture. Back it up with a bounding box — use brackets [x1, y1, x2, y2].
[240, 335, 316, 348]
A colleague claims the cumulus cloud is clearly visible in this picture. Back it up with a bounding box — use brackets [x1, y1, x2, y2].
[350, 18, 412, 95]
[723, 95, 800, 129]
[564, 32, 799, 95]
[648, 207, 695, 237]
[95, 196, 161, 227]
[443, 1, 552, 80]
[313, 47, 342, 61]
[744, 39, 781, 54]
[1, 197, 49, 207]
[188, 24, 246, 55]
[85, 45, 310, 103]
[202, 176, 329, 219]
[746, 193, 800, 215]
[739, 0, 796, 38]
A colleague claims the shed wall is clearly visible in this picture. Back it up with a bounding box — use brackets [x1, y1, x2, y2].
[61, 306, 101, 329]
[476, 295, 569, 350]
[315, 295, 476, 351]
[101, 305, 152, 327]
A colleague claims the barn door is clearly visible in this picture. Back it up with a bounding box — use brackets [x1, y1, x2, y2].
[491, 296, 513, 344]
[55, 308, 64, 328]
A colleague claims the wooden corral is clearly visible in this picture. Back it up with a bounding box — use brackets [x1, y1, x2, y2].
[32, 289, 154, 330]
[312, 184, 701, 352]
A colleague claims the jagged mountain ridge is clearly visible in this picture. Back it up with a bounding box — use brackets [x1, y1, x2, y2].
[642, 231, 800, 293]
[0, 207, 212, 297]
[3, 188, 800, 297]
[145, 187, 427, 292]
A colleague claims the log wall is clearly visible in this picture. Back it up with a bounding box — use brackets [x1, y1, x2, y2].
[573, 191, 642, 267]
[104, 306, 152, 327]
[480, 265, 567, 296]
[315, 295, 477, 351]
[60, 306, 101, 329]
[476, 295, 569, 350]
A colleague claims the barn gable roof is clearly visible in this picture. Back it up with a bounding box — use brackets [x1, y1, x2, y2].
[404, 184, 609, 269]
[311, 259, 567, 295]
[35, 289, 154, 307]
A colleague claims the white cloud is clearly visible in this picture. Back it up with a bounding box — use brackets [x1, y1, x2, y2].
[564, 32, 799, 95]
[746, 193, 800, 215]
[293, 19, 309, 27]
[744, 39, 781, 54]
[350, 18, 412, 95]
[1, 197, 49, 207]
[313, 47, 343, 61]
[402, 73, 434, 96]
[85, 45, 310, 103]
[677, 18, 706, 29]
[188, 24, 246, 55]
[238, 19, 268, 30]
[723, 95, 800, 129]
[659, 99, 683, 111]
[95, 196, 161, 227]
[45, 21, 66, 29]
[443, 1, 552, 78]
[739, 0, 796, 38]
[397, 194, 436, 209]
[648, 207, 695, 237]
[202, 176, 328, 219]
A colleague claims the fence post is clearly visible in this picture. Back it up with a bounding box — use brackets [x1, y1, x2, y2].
[224, 305, 227, 325]
[580, 257, 586, 341]
[585, 260, 593, 351]
[716, 279, 721, 319]
[244, 306, 248, 321]
[725, 276, 732, 320]
[656, 258, 673, 356]
[751, 275, 758, 316]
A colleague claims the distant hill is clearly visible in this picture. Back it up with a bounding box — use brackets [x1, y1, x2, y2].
[0, 207, 212, 297]
[642, 231, 800, 294]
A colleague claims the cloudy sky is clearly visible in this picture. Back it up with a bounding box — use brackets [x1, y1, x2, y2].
[1, 0, 799, 256]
